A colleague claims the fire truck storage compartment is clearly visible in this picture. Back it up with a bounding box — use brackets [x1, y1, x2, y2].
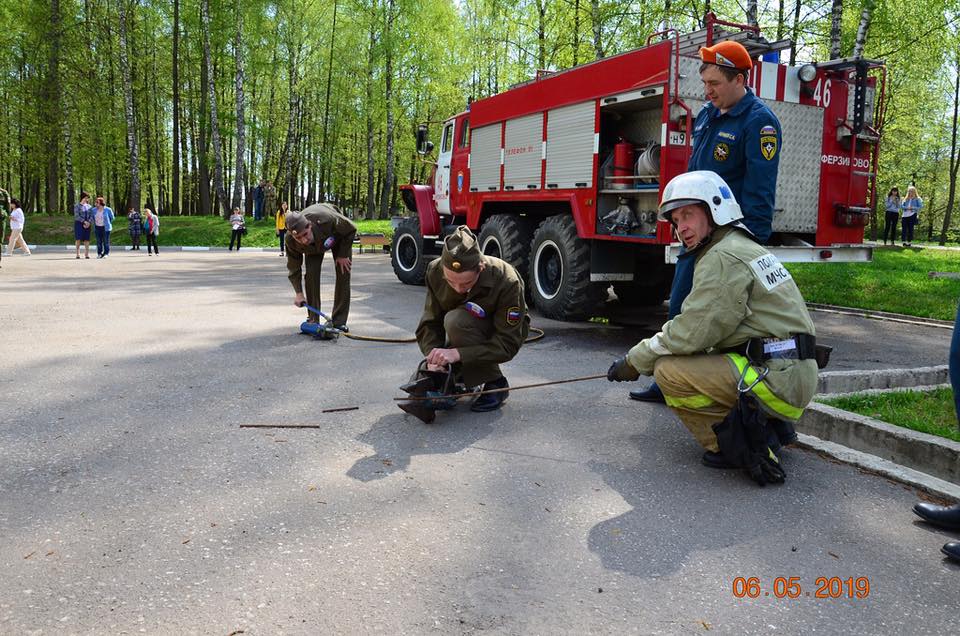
[504, 113, 543, 190]
[545, 101, 596, 189]
[596, 87, 664, 237]
[470, 124, 502, 192]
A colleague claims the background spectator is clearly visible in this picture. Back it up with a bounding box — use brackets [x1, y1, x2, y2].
[276, 201, 288, 255]
[900, 186, 922, 246]
[228, 207, 245, 251]
[254, 179, 265, 221]
[882, 187, 900, 246]
[74, 192, 94, 259]
[93, 197, 114, 258]
[6, 198, 31, 256]
[144, 208, 160, 255]
[128, 207, 143, 251]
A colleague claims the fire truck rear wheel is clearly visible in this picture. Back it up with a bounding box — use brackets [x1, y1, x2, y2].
[391, 217, 427, 285]
[529, 215, 606, 320]
[478, 215, 532, 281]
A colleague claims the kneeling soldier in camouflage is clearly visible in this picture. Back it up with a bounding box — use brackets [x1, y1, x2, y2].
[607, 171, 824, 486]
[399, 226, 529, 422]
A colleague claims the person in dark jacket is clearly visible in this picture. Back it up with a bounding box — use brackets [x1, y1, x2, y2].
[631, 39, 782, 403]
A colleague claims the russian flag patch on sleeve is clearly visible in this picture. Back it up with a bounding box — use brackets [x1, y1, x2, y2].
[506, 307, 522, 326]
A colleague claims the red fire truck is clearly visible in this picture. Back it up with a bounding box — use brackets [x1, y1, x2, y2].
[392, 14, 886, 320]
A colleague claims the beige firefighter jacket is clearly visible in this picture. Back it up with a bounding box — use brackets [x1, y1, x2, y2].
[627, 226, 819, 416]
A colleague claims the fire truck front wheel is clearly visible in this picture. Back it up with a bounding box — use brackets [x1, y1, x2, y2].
[391, 217, 427, 285]
[529, 215, 606, 320]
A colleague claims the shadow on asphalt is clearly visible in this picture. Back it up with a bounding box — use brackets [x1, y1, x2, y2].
[346, 410, 500, 481]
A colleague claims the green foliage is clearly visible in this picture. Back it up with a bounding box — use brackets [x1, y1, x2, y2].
[789, 247, 960, 320]
[820, 388, 960, 441]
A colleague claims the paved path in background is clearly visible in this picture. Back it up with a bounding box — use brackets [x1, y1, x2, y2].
[0, 251, 955, 634]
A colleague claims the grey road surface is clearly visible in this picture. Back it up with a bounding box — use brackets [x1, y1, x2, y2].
[0, 251, 955, 635]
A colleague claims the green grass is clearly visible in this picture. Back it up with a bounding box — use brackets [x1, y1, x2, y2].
[789, 248, 960, 321]
[820, 388, 960, 442]
[13, 214, 394, 248]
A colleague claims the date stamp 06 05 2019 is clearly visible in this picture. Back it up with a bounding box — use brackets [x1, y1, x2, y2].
[732, 577, 871, 599]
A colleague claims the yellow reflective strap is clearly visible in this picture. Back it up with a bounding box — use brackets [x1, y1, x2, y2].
[664, 393, 716, 409]
[726, 354, 804, 421]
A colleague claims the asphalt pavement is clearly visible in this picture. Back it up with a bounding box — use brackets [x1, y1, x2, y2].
[0, 250, 956, 634]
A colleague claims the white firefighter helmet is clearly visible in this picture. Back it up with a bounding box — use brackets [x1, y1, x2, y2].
[658, 170, 744, 226]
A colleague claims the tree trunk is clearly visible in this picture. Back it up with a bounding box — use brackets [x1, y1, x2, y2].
[365, 1, 377, 218]
[231, 0, 246, 210]
[201, 0, 229, 216]
[118, 0, 141, 212]
[789, 0, 802, 65]
[536, 0, 546, 70]
[172, 0, 180, 214]
[941, 51, 960, 246]
[746, 0, 758, 27]
[64, 120, 75, 213]
[263, 32, 279, 183]
[777, 0, 786, 40]
[829, 0, 844, 60]
[45, 0, 62, 213]
[592, 0, 603, 59]
[852, 1, 873, 58]
[320, 0, 339, 203]
[380, 0, 396, 219]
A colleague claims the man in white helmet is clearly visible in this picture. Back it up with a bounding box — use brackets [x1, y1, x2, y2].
[607, 171, 821, 486]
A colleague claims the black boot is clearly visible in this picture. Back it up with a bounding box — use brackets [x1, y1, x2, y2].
[471, 376, 509, 412]
[942, 542, 960, 563]
[913, 503, 960, 530]
[701, 451, 739, 470]
[629, 382, 666, 403]
[769, 419, 798, 446]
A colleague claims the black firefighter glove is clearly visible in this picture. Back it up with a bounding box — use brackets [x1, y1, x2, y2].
[607, 356, 641, 382]
[712, 393, 786, 487]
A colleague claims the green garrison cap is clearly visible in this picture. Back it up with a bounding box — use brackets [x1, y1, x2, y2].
[441, 225, 482, 271]
[285, 210, 309, 233]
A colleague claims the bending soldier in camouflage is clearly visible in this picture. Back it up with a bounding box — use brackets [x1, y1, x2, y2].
[607, 171, 821, 486]
[285, 204, 357, 330]
[399, 226, 530, 421]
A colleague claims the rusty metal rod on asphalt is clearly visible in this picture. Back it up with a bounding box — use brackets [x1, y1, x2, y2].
[239, 406, 359, 429]
[240, 424, 321, 429]
[393, 373, 608, 401]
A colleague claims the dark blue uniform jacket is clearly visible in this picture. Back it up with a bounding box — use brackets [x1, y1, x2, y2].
[688, 89, 781, 243]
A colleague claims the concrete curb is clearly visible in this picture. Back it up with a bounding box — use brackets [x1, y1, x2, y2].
[807, 303, 955, 329]
[817, 365, 949, 394]
[796, 433, 960, 501]
[798, 401, 960, 494]
[819, 384, 949, 399]
[799, 365, 959, 499]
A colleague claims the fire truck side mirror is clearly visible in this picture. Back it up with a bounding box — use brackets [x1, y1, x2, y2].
[416, 125, 432, 155]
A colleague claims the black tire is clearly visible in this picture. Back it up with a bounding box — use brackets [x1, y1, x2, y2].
[478, 215, 532, 281]
[391, 217, 427, 285]
[613, 263, 675, 307]
[529, 215, 606, 320]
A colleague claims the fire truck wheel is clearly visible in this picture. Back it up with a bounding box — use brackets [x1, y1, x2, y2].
[613, 265, 674, 306]
[391, 217, 427, 285]
[529, 215, 606, 320]
[478, 215, 532, 282]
